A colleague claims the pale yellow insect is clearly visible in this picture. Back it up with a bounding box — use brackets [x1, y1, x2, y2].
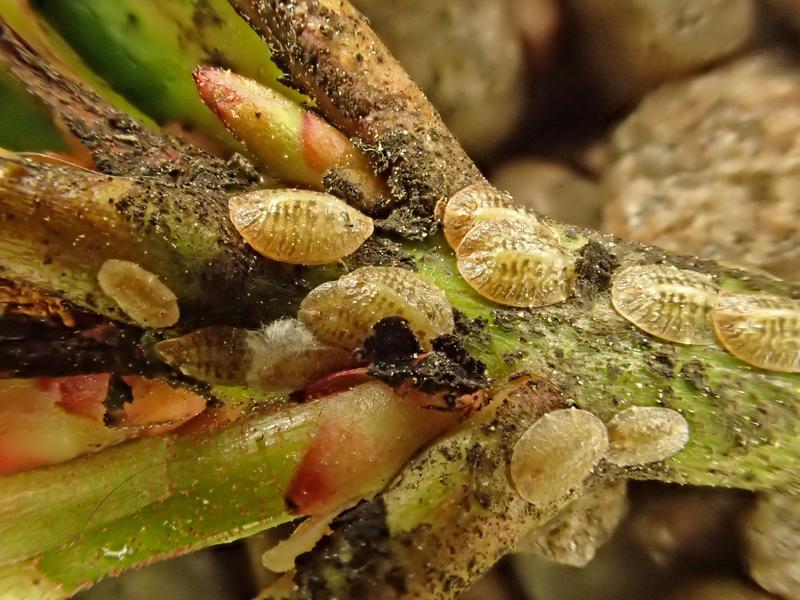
[510, 408, 609, 507]
[611, 265, 718, 344]
[439, 181, 553, 249]
[96, 259, 179, 328]
[228, 189, 373, 265]
[606, 406, 689, 467]
[456, 218, 574, 308]
[712, 292, 800, 373]
[298, 266, 454, 350]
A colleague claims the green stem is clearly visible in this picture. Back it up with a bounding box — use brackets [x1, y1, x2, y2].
[0, 18, 247, 185]
[33, 0, 304, 151]
[278, 236, 800, 599]
[412, 235, 800, 492]
[0, 400, 318, 597]
[0, 157, 309, 328]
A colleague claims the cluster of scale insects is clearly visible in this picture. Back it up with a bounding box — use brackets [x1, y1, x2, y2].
[91, 170, 797, 508]
[97, 177, 799, 378]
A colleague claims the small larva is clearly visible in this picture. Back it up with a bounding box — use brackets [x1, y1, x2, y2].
[96, 259, 179, 328]
[228, 189, 373, 264]
[712, 292, 800, 373]
[155, 326, 253, 385]
[440, 181, 553, 249]
[457, 218, 574, 308]
[156, 319, 354, 390]
[298, 266, 454, 350]
[606, 406, 689, 467]
[510, 408, 609, 507]
[611, 265, 718, 344]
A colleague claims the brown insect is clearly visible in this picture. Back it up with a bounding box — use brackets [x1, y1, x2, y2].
[606, 406, 689, 467]
[712, 292, 800, 373]
[155, 326, 253, 385]
[510, 408, 609, 507]
[96, 259, 179, 328]
[611, 265, 718, 344]
[228, 189, 373, 264]
[439, 181, 553, 249]
[456, 218, 574, 308]
[156, 319, 354, 390]
[298, 266, 454, 350]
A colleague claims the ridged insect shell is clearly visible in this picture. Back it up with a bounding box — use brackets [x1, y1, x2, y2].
[510, 408, 609, 507]
[712, 292, 800, 373]
[155, 326, 253, 385]
[96, 259, 179, 328]
[440, 181, 554, 249]
[228, 189, 373, 265]
[611, 265, 718, 344]
[606, 406, 689, 467]
[456, 218, 574, 307]
[298, 266, 454, 350]
[156, 320, 354, 390]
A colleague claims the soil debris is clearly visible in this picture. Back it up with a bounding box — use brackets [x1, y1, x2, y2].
[374, 199, 440, 241]
[574, 240, 619, 297]
[342, 236, 417, 271]
[363, 317, 488, 407]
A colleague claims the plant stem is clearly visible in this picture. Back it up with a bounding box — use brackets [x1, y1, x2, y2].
[0, 18, 249, 186]
[0, 156, 309, 327]
[227, 0, 484, 208]
[0, 402, 318, 597]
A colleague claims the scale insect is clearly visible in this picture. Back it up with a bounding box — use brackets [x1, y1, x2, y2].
[156, 320, 355, 390]
[228, 189, 373, 265]
[510, 408, 609, 507]
[611, 265, 718, 345]
[712, 292, 800, 373]
[96, 259, 179, 328]
[438, 181, 553, 250]
[298, 266, 454, 350]
[155, 326, 253, 385]
[456, 218, 574, 308]
[606, 406, 689, 467]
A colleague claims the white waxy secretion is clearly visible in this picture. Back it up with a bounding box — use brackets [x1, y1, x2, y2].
[606, 406, 689, 467]
[611, 264, 718, 344]
[97, 259, 179, 328]
[510, 408, 609, 507]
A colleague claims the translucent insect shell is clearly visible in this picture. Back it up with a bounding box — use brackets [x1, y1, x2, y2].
[96, 259, 179, 328]
[228, 188, 373, 265]
[510, 408, 609, 507]
[712, 292, 800, 373]
[457, 218, 574, 308]
[441, 181, 553, 250]
[298, 266, 454, 350]
[611, 265, 718, 344]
